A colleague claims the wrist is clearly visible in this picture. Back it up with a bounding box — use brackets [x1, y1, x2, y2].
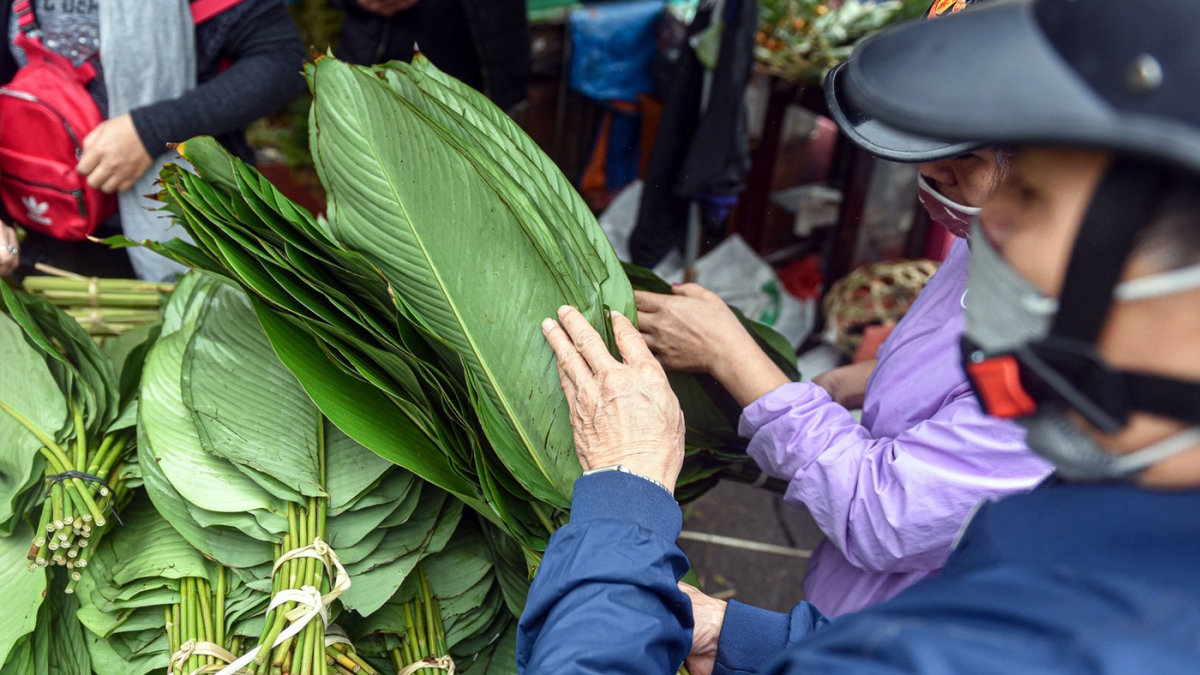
[713, 342, 791, 408]
[707, 330, 759, 383]
[571, 471, 684, 542]
[582, 464, 673, 496]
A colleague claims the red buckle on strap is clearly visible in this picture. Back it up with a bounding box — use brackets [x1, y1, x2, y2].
[966, 355, 1038, 419]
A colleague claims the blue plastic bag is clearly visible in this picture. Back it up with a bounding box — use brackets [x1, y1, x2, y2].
[570, 0, 665, 102]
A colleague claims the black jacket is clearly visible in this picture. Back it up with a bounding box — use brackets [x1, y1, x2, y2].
[0, 0, 307, 164]
[333, 0, 530, 112]
[630, 0, 756, 267]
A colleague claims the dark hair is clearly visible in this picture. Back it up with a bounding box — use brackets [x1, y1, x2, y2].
[992, 146, 1017, 187]
[1138, 175, 1200, 270]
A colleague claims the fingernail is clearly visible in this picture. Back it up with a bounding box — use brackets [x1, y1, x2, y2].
[557, 306, 570, 318]
[610, 310, 624, 318]
[542, 318, 556, 333]
[671, 282, 681, 287]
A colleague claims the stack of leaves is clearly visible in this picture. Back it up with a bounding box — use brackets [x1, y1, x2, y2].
[137, 272, 466, 674]
[21, 269, 173, 344]
[348, 518, 524, 675]
[0, 282, 159, 675]
[141, 54, 798, 559]
[755, 0, 929, 85]
[0, 283, 143, 594]
[72, 495, 265, 675]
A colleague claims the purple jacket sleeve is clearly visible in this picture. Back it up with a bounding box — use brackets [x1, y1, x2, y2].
[740, 382, 1048, 574]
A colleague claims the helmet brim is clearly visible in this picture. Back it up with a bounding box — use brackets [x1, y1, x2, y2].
[824, 61, 978, 163]
[840, 0, 1200, 175]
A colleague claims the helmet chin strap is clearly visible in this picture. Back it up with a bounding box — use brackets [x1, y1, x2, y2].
[985, 159, 1200, 431]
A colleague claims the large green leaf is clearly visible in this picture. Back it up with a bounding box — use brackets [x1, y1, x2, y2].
[310, 57, 609, 508]
[251, 299, 481, 504]
[0, 527, 46, 666]
[457, 622, 518, 675]
[182, 280, 324, 500]
[325, 424, 397, 516]
[106, 495, 216, 587]
[139, 280, 285, 525]
[85, 630, 164, 675]
[339, 490, 463, 615]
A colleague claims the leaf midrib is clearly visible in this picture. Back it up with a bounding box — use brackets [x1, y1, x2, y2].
[337, 77, 556, 493]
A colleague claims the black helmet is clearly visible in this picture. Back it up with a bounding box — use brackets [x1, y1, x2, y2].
[832, 0, 1200, 432]
[822, 0, 989, 163]
[839, 0, 1200, 176]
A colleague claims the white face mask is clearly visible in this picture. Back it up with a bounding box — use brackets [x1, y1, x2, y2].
[964, 221, 1200, 481]
[917, 174, 981, 239]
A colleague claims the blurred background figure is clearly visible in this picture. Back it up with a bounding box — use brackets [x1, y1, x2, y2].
[0, 0, 306, 282]
[332, 0, 531, 112]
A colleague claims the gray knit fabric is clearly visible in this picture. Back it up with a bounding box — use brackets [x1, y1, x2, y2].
[101, 0, 195, 281]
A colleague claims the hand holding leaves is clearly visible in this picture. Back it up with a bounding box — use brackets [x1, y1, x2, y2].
[542, 306, 684, 493]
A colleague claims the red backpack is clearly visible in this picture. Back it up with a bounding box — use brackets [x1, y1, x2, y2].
[0, 0, 243, 241]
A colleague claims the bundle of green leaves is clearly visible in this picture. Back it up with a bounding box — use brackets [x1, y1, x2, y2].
[142, 54, 797, 560]
[138, 272, 475, 673]
[72, 496, 262, 675]
[0, 285, 155, 673]
[347, 516, 530, 675]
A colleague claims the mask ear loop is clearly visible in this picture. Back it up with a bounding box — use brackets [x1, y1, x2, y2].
[1113, 263, 1200, 302]
[1110, 427, 1200, 477]
[916, 174, 982, 214]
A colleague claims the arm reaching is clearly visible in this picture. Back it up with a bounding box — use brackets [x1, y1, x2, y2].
[742, 384, 1048, 573]
[636, 285, 791, 407]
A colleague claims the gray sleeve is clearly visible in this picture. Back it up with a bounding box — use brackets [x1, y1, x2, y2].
[129, 0, 306, 157]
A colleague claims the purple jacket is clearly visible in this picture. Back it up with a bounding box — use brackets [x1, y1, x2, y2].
[740, 237, 1052, 616]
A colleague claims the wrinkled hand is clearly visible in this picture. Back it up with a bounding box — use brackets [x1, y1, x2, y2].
[811, 359, 877, 409]
[680, 582, 727, 675]
[0, 223, 18, 277]
[76, 114, 153, 195]
[542, 306, 685, 492]
[635, 284, 755, 374]
[355, 0, 419, 17]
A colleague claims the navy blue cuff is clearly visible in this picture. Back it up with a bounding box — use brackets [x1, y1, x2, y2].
[570, 472, 683, 543]
[714, 600, 791, 675]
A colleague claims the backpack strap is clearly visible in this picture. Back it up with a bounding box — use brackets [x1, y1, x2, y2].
[191, 0, 245, 25]
[12, 0, 39, 37]
[11, 0, 96, 82]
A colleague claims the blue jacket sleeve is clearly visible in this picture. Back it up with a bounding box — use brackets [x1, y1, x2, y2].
[517, 472, 694, 675]
[713, 600, 834, 675]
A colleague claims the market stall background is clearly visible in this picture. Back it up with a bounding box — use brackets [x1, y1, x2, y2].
[1, 1, 945, 673]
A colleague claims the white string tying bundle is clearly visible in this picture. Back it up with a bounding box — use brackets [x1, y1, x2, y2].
[210, 537, 350, 675]
[396, 655, 456, 675]
[323, 624, 354, 650]
[165, 639, 246, 675]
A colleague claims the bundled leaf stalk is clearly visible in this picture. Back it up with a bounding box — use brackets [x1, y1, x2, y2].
[22, 265, 173, 341]
[324, 631, 378, 675]
[0, 284, 140, 594]
[249, 496, 332, 675]
[385, 568, 450, 675]
[167, 570, 241, 674]
[25, 427, 133, 589]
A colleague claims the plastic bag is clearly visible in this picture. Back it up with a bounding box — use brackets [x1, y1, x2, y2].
[570, 0, 665, 102]
[599, 184, 812, 345]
